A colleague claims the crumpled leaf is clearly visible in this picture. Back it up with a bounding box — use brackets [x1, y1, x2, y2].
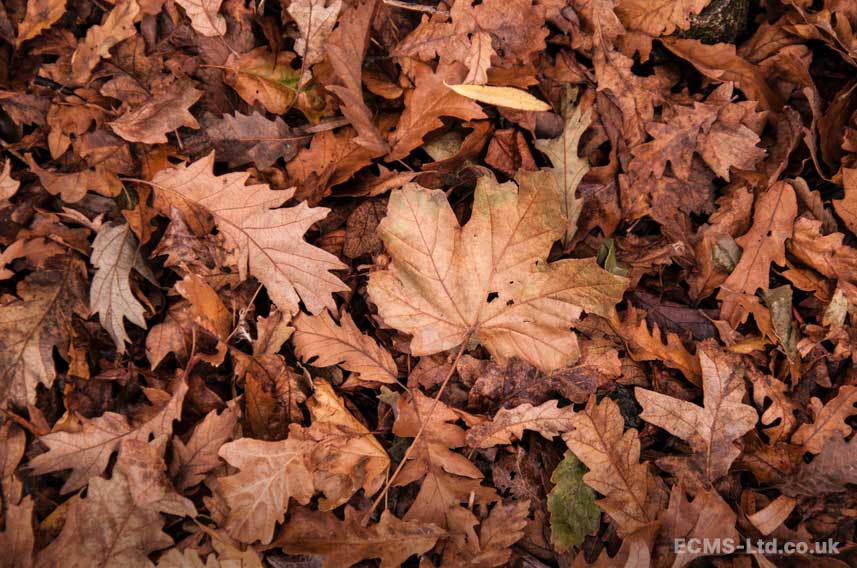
[90, 223, 154, 352]
[70, 0, 140, 86]
[176, 0, 226, 37]
[635, 347, 758, 482]
[276, 507, 444, 568]
[791, 385, 857, 454]
[223, 49, 300, 115]
[150, 152, 348, 315]
[465, 400, 575, 448]
[109, 83, 202, 144]
[170, 400, 239, 491]
[201, 112, 297, 168]
[292, 309, 398, 386]
[616, 0, 710, 36]
[548, 451, 599, 551]
[368, 170, 627, 372]
[16, 0, 67, 46]
[0, 255, 88, 407]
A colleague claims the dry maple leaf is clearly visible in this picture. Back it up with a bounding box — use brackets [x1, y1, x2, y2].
[465, 400, 575, 448]
[201, 112, 297, 168]
[149, 152, 348, 315]
[0, 255, 88, 407]
[90, 223, 154, 352]
[70, 0, 140, 86]
[29, 380, 187, 493]
[369, 169, 627, 372]
[175, 0, 226, 37]
[563, 395, 663, 537]
[791, 385, 857, 454]
[292, 309, 398, 386]
[718, 181, 797, 326]
[535, 100, 591, 245]
[276, 506, 444, 568]
[37, 439, 194, 568]
[635, 347, 758, 482]
[170, 400, 239, 491]
[109, 83, 202, 144]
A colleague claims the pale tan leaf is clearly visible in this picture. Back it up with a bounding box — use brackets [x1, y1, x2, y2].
[635, 348, 758, 482]
[288, 0, 342, 68]
[70, 0, 140, 86]
[0, 497, 34, 568]
[368, 170, 627, 372]
[175, 0, 225, 37]
[90, 223, 152, 352]
[747, 494, 796, 536]
[150, 152, 348, 315]
[616, 0, 710, 36]
[446, 83, 551, 111]
[465, 400, 575, 448]
[292, 309, 397, 386]
[0, 159, 20, 202]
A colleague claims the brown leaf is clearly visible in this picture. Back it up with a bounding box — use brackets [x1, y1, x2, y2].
[343, 198, 385, 258]
[25, 155, 121, 202]
[235, 350, 306, 440]
[465, 400, 575, 448]
[29, 380, 187, 493]
[0, 255, 88, 407]
[288, 0, 342, 69]
[150, 152, 348, 315]
[636, 347, 758, 482]
[787, 217, 857, 283]
[292, 309, 398, 386]
[70, 0, 141, 86]
[749, 367, 798, 444]
[786, 432, 857, 496]
[0, 159, 19, 203]
[717, 181, 797, 326]
[833, 168, 857, 234]
[37, 439, 193, 568]
[276, 507, 444, 568]
[176, 0, 226, 37]
[368, 170, 627, 372]
[16, 0, 67, 46]
[170, 400, 239, 491]
[109, 83, 202, 144]
[0, 497, 34, 568]
[175, 273, 230, 339]
[202, 111, 298, 168]
[445, 500, 530, 567]
[563, 395, 663, 536]
[615, 0, 710, 36]
[223, 48, 300, 114]
[791, 385, 857, 454]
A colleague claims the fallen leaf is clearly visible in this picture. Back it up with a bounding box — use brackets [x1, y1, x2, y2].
[109, 83, 202, 144]
[288, 0, 342, 68]
[16, 0, 67, 47]
[176, 0, 226, 37]
[223, 48, 300, 114]
[465, 400, 575, 448]
[548, 451, 599, 551]
[70, 0, 141, 86]
[791, 385, 857, 454]
[446, 84, 551, 112]
[202, 111, 298, 168]
[616, 0, 710, 36]
[170, 400, 239, 491]
[368, 170, 627, 372]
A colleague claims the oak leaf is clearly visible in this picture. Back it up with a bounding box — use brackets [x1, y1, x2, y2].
[786, 432, 857, 496]
[90, 223, 154, 352]
[635, 348, 758, 482]
[288, 0, 342, 69]
[465, 400, 575, 448]
[176, 0, 226, 37]
[109, 83, 202, 144]
[36, 439, 193, 568]
[368, 170, 628, 372]
[791, 385, 857, 454]
[0, 255, 88, 407]
[548, 451, 599, 551]
[787, 217, 857, 283]
[70, 0, 140, 86]
[150, 152, 348, 315]
[28, 380, 187, 493]
[615, 0, 710, 36]
[276, 507, 444, 568]
[16, 0, 67, 47]
[292, 309, 398, 386]
[445, 500, 530, 567]
[170, 400, 240, 491]
[234, 349, 304, 440]
[25, 155, 121, 202]
[563, 395, 663, 536]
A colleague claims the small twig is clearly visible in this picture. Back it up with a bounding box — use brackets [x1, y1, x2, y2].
[382, 0, 449, 16]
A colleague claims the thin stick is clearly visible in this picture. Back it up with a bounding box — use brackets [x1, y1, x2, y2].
[382, 0, 449, 16]
[367, 336, 470, 518]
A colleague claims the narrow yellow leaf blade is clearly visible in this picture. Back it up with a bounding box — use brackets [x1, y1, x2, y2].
[445, 83, 551, 111]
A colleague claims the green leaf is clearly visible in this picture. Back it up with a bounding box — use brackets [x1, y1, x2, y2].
[596, 238, 628, 277]
[548, 450, 600, 551]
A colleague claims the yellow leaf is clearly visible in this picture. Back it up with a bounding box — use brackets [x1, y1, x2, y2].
[444, 83, 551, 111]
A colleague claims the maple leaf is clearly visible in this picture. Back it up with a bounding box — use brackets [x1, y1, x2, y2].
[563, 395, 663, 536]
[615, 0, 710, 36]
[535, 100, 591, 245]
[791, 385, 857, 454]
[0, 255, 88, 407]
[201, 112, 298, 168]
[28, 380, 187, 493]
[635, 347, 758, 482]
[548, 451, 599, 551]
[90, 223, 154, 352]
[16, 0, 67, 47]
[176, 0, 226, 37]
[387, 63, 487, 160]
[170, 400, 239, 491]
[368, 170, 628, 372]
[70, 0, 140, 86]
[288, 0, 342, 69]
[326, 0, 388, 154]
[718, 181, 797, 326]
[465, 400, 575, 448]
[149, 152, 348, 315]
[109, 82, 202, 144]
[292, 309, 398, 386]
[276, 507, 444, 568]
[37, 439, 194, 568]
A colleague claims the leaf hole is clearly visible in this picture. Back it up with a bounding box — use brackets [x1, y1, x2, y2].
[486, 291, 499, 303]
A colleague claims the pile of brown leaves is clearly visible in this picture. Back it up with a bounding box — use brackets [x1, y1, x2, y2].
[1, 0, 857, 566]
